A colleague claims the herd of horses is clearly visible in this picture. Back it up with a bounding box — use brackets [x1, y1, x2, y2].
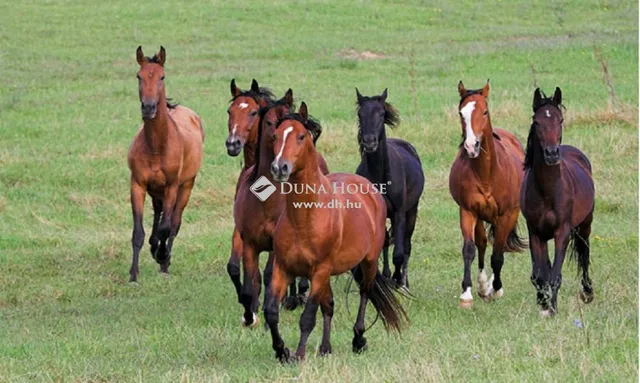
[127, 46, 596, 361]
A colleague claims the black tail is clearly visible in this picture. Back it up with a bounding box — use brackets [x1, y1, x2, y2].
[569, 230, 591, 276]
[488, 222, 528, 253]
[352, 268, 408, 334]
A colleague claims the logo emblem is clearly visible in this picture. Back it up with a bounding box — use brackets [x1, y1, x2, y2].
[250, 176, 277, 202]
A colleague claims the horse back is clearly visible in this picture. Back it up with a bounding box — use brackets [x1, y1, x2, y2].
[561, 145, 595, 223]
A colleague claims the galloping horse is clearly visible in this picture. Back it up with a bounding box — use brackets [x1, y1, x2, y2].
[355, 88, 424, 288]
[449, 80, 526, 308]
[233, 91, 330, 327]
[265, 102, 407, 362]
[520, 87, 595, 316]
[128, 46, 205, 281]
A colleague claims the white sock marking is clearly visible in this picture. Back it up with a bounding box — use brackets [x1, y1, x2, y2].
[275, 126, 294, 162]
[460, 101, 477, 152]
[239, 102, 249, 109]
[460, 287, 473, 300]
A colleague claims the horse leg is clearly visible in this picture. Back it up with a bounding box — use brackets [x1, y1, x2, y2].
[155, 183, 179, 270]
[240, 243, 260, 327]
[459, 209, 477, 308]
[129, 181, 146, 282]
[577, 212, 594, 303]
[263, 251, 274, 311]
[297, 277, 310, 305]
[294, 268, 330, 360]
[161, 179, 194, 274]
[391, 212, 406, 287]
[318, 287, 334, 356]
[402, 205, 418, 289]
[282, 277, 298, 311]
[475, 221, 489, 298]
[486, 211, 518, 301]
[381, 229, 392, 278]
[227, 229, 244, 304]
[549, 225, 572, 314]
[149, 197, 162, 257]
[528, 229, 551, 316]
[264, 259, 292, 362]
[351, 260, 376, 353]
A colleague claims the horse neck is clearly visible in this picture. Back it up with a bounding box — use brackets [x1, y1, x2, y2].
[143, 93, 170, 154]
[256, 127, 275, 178]
[242, 120, 260, 169]
[284, 149, 327, 226]
[362, 130, 390, 183]
[530, 135, 562, 198]
[471, 120, 498, 185]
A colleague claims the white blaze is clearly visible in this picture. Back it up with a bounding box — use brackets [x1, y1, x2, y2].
[545, 110, 551, 118]
[230, 124, 238, 140]
[239, 102, 249, 109]
[460, 101, 477, 151]
[275, 126, 294, 162]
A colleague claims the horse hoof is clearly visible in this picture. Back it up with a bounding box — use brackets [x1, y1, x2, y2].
[352, 337, 367, 354]
[459, 288, 473, 308]
[579, 291, 594, 304]
[277, 347, 295, 364]
[282, 296, 299, 311]
[241, 313, 259, 329]
[319, 345, 332, 356]
[539, 309, 552, 318]
[491, 288, 504, 299]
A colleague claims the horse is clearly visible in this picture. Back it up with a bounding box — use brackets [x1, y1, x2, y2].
[265, 101, 407, 362]
[448, 80, 526, 308]
[355, 88, 424, 288]
[520, 87, 595, 317]
[127, 46, 205, 282]
[225, 78, 274, 169]
[233, 91, 330, 328]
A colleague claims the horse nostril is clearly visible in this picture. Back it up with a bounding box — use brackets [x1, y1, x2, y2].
[271, 162, 279, 174]
[281, 163, 289, 173]
[474, 140, 480, 148]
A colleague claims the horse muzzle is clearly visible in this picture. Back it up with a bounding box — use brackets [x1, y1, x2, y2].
[270, 160, 291, 182]
[141, 101, 157, 120]
[543, 146, 561, 165]
[225, 138, 243, 156]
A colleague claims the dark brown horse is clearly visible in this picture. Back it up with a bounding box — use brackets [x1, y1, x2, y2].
[520, 87, 595, 316]
[265, 102, 407, 362]
[128, 46, 205, 282]
[233, 92, 330, 328]
[449, 80, 526, 308]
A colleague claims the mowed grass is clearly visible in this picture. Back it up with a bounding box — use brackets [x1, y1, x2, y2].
[0, 0, 638, 381]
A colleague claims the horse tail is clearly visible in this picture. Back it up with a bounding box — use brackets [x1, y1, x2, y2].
[568, 229, 590, 275]
[488, 222, 527, 253]
[352, 267, 408, 334]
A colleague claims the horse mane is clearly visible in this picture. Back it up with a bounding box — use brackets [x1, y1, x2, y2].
[230, 87, 275, 104]
[166, 98, 178, 109]
[142, 54, 162, 64]
[524, 92, 566, 169]
[276, 112, 323, 145]
[248, 97, 296, 183]
[356, 97, 400, 128]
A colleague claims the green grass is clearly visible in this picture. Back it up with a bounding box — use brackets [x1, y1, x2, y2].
[0, 0, 638, 381]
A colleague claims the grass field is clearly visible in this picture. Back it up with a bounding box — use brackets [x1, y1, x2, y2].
[0, 0, 638, 381]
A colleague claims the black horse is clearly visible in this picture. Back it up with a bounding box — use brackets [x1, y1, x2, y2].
[355, 88, 425, 288]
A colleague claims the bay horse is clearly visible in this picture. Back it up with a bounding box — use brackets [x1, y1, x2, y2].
[265, 102, 407, 362]
[355, 88, 424, 288]
[233, 92, 330, 327]
[128, 46, 205, 282]
[520, 87, 595, 316]
[448, 80, 526, 308]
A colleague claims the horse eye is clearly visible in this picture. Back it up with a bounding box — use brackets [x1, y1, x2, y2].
[271, 133, 277, 140]
[560, 118, 564, 124]
[227, 110, 231, 115]
[136, 74, 141, 80]
[160, 76, 165, 81]
[298, 134, 305, 141]
[250, 111, 258, 117]
[266, 121, 273, 127]
[483, 110, 488, 116]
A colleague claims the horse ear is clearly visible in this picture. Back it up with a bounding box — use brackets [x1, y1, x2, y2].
[481, 79, 490, 98]
[275, 105, 286, 120]
[356, 88, 364, 103]
[230, 79, 240, 97]
[299, 102, 308, 121]
[380, 88, 388, 102]
[136, 46, 145, 66]
[458, 81, 466, 97]
[553, 87, 562, 105]
[533, 88, 543, 111]
[157, 46, 166, 66]
[251, 79, 260, 93]
[284, 88, 294, 107]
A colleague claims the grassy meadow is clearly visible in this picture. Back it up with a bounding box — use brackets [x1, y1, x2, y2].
[0, 0, 638, 381]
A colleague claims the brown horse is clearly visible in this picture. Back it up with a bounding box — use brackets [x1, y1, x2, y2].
[225, 79, 274, 169]
[128, 46, 205, 282]
[233, 94, 330, 328]
[449, 80, 526, 308]
[520, 87, 595, 316]
[264, 102, 407, 362]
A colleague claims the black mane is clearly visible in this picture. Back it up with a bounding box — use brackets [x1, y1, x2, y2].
[276, 113, 323, 145]
[356, 97, 400, 128]
[248, 97, 296, 183]
[524, 93, 565, 169]
[230, 87, 275, 105]
[458, 88, 484, 106]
